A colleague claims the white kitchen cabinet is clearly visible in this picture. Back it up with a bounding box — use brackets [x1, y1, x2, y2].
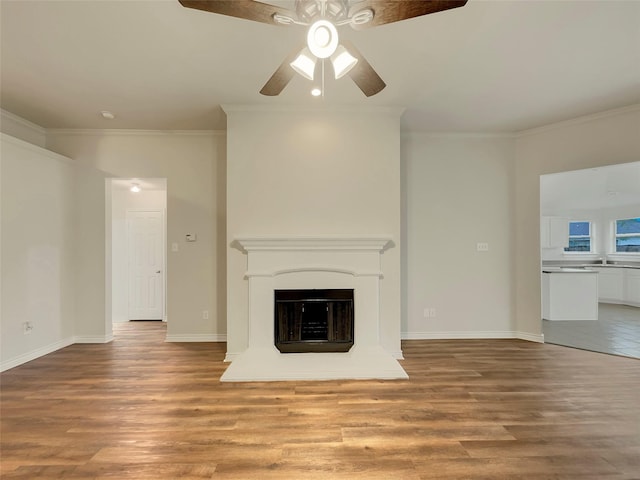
[624, 269, 640, 306]
[591, 267, 625, 303]
[541, 216, 569, 249]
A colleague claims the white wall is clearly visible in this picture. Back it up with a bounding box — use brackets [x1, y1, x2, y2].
[402, 133, 516, 338]
[514, 105, 640, 337]
[225, 107, 402, 357]
[0, 134, 76, 369]
[46, 130, 226, 341]
[111, 184, 167, 323]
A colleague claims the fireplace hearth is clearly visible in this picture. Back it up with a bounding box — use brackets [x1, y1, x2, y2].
[275, 289, 354, 353]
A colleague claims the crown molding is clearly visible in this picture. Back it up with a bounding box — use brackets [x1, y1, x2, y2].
[515, 103, 640, 138]
[221, 104, 405, 118]
[401, 131, 515, 139]
[0, 133, 74, 165]
[46, 128, 226, 137]
[0, 109, 47, 135]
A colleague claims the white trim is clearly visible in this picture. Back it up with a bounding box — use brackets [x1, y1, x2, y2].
[0, 337, 75, 372]
[74, 334, 114, 344]
[221, 104, 405, 118]
[401, 330, 544, 342]
[401, 131, 515, 139]
[0, 133, 74, 164]
[165, 334, 227, 342]
[224, 352, 240, 363]
[516, 103, 640, 137]
[46, 128, 225, 137]
[517, 331, 545, 343]
[0, 109, 47, 136]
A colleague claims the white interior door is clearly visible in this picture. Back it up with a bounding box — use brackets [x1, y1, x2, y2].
[127, 210, 164, 320]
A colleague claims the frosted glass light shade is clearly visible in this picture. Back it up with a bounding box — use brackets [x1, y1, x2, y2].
[330, 45, 358, 79]
[290, 48, 316, 80]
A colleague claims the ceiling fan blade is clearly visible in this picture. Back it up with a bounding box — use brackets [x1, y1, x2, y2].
[341, 40, 386, 97]
[349, 0, 468, 29]
[260, 46, 305, 96]
[178, 0, 295, 26]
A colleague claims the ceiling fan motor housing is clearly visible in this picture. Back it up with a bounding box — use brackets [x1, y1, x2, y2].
[295, 0, 349, 24]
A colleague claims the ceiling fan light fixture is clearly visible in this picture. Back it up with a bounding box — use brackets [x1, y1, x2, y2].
[290, 48, 317, 80]
[330, 45, 358, 79]
[307, 20, 338, 59]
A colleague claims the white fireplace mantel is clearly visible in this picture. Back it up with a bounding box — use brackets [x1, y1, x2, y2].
[221, 234, 407, 382]
[233, 234, 393, 252]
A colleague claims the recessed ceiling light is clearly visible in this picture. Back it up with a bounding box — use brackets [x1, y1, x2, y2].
[130, 183, 141, 193]
[311, 88, 322, 97]
[100, 111, 115, 120]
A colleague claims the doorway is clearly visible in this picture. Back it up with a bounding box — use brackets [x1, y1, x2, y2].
[109, 178, 167, 324]
[539, 163, 640, 358]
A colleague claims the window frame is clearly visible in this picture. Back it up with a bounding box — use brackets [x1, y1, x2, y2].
[563, 220, 593, 254]
[613, 217, 640, 254]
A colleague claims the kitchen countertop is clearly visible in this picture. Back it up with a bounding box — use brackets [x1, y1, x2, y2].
[542, 263, 640, 271]
[588, 264, 640, 269]
[542, 268, 599, 274]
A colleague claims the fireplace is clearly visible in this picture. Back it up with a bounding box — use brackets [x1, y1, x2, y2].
[275, 289, 354, 353]
[220, 235, 408, 381]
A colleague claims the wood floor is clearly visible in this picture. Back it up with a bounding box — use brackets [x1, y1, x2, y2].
[1, 322, 639, 479]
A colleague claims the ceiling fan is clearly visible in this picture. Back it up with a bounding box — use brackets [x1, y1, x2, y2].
[178, 0, 468, 97]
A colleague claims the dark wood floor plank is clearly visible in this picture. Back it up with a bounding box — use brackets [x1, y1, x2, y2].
[1, 321, 639, 479]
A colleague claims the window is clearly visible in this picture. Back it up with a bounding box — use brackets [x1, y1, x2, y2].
[615, 217, 640, 253]
[564, 221, 591, 252]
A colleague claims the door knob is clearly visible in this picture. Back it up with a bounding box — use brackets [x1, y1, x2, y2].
[156, 270, 161, 274]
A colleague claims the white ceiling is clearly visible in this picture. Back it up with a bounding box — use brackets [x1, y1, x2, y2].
[541, 162, 640, 212]
[1, 0, 639, 132]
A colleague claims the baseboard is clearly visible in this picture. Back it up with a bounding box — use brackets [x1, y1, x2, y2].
[224, 352, 240, 363]
[1, 336, 75, 372]
[74, 334, 114, 344]
[401, 330, 546, 344]
[516, 331, 545, 343]
[402, 330, 518, 340]
[165, 334, 227, 343]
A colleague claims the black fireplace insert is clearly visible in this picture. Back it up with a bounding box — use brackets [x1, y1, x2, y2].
[274, 289, 354, 353]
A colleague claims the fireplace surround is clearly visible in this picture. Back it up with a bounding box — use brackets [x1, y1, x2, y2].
[220, 235, 408, 382]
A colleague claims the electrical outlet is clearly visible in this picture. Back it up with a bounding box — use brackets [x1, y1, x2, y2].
[423, 308, 429, 318]
[476, 242, 489, 252]
[202, 310, 209, 320]
[23, 322, 33, 335]
[429, 308, 437, 318]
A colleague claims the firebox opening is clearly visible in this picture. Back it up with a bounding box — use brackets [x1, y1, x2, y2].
[274, 289, 354, 353]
